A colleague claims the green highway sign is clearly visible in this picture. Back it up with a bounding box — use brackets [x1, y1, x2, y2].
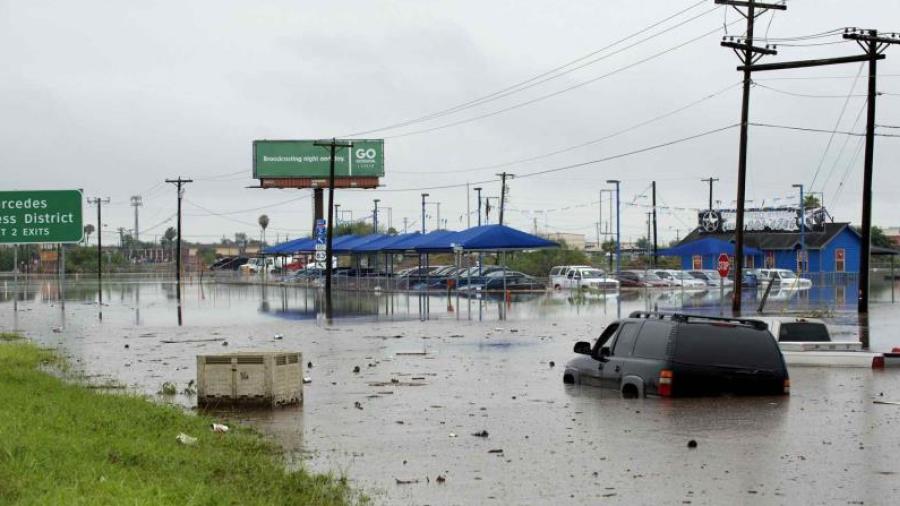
[0, 190, 83, 244]
[253, 139, 385, 179]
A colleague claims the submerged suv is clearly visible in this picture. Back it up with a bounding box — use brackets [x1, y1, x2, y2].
[563, 312, 790, 398]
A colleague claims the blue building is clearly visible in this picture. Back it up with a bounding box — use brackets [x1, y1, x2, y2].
[672, 222, 860, 275]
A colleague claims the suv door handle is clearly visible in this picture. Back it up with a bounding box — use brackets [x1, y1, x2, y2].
[614, 365, 621, 373]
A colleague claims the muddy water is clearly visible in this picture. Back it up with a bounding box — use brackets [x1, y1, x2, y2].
[3, 278, 900, 505]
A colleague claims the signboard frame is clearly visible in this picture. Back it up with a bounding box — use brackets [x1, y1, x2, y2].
[0, 189, 84, 245]
[253, 139, 384, 189]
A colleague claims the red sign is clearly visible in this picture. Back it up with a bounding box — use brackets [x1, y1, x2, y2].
[717, 253, 731, 278]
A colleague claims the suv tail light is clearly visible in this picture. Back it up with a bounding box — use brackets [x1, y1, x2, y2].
[783, 378, 791, 395]
[872, 356, 885, 369]
[659, 369, 673, 397]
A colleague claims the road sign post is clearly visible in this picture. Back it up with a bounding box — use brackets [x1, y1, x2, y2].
[718, 253, 731, 315]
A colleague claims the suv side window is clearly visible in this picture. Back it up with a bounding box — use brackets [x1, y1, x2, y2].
[612, 322, 641, 357]
[632, 320, 671, 359]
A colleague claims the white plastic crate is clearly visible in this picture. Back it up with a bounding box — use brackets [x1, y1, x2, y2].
[197, 351, 303, 407]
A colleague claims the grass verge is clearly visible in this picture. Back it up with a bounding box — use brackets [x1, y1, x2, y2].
[0, 338, 360, 505]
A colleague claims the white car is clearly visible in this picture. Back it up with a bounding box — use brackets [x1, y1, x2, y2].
[653, 270, 707, 289]
[755, 269, 812, 289]
[687, 269, 734, 287]
[549, 266, 619, 291]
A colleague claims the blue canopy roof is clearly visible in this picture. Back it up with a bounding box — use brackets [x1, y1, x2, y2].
[352, 232, 420, 252]
[449, 224, 558, 251]
[658, 237, 762, 257]
[333, 234, 385, 254]
[260, 225, 560, 255]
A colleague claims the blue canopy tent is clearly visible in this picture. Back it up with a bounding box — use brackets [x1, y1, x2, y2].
[382, 230, 454, 252]
[351, 232, 419, 253]
[333, 234, 385, 255]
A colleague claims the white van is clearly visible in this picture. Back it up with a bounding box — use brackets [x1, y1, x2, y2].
[549, 265, 619, 291]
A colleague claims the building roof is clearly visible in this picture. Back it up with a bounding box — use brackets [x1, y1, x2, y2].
[678, 222, 856, 251]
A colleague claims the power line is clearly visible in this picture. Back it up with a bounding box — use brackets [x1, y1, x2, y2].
[375, 123, 738, 193]
[381, 20, 741, 139]
[392, 81, 740, 175]
[807, 62, 865, 191]
[817, 100, 867, 196]
[754, 82, 868, 98]
[750, 122, 900, 138]
[341, 0, 713, 137]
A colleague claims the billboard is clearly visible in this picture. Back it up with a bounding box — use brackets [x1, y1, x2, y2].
[0, 190, 83, 244]
[698, 207, 829, 234]
[253, 140, 384, 188]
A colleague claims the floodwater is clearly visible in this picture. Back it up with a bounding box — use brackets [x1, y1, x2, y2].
[3, 275, 900, 505]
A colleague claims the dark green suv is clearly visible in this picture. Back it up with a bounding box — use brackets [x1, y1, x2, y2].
[563, 312, 790, 398]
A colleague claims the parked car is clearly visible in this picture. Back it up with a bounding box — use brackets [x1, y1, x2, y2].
[688, 269, 734, 287]
[564, 312, 790, 397]
[633, 270, 672, 287]
[549, 266, 619, 291]
[614, 271, 648, 288]
[754, 269, 813, 289]
[459, 270, 546, 293]
[653, 270, 707, 289]
[212, 256, 249, 271]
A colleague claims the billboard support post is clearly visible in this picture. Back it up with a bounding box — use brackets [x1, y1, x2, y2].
[314, 138, 353, 323]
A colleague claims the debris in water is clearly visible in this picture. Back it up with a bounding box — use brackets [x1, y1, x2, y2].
[158, 382, 177, 396]
[303, 377, 312, 384]
[395, 478, 419, 485]
[307, 361, 313, 368]
[353, 366, 361, 373]
[124, 344, 129, 349]
[449, 433, 458, 438]
[354, 401, 363, 410]
[436, 475, 446, 483]
[274, 334, 283, 340]
[52, 327, 62, 333]
[211, 423, 229, 433]
[161, 338, 225, 344]
[549, 361, 555, 368]
[873, 400, 900, 405]
[488, 449, 504, 454]
[472, 430, 489, 438]
[222, 341, 228, 346]
[687, 440, 698, 449]
[176, 433, 197, 446]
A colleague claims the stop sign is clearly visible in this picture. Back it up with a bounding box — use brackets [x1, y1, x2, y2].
[717, 253, 731, 278]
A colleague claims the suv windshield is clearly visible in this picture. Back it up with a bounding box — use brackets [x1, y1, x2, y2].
[778, 322, 830, 342]
[673, 323, 783, 370]
[581, 269, 606, 278]
[778, 270, 797, 280]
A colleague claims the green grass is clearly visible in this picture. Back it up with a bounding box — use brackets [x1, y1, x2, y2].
[0, 338, 360, 505]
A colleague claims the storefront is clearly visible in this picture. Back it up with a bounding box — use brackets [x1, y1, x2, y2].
[670, 207, 860, 275]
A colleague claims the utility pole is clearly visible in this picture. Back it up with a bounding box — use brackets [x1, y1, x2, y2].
[166, 177, 193, 326]
[716, 0, 785, 314]
[497, 172, 514, 226]
[373, 199, 380, 234]
[651, 181, 658, 267]
[130, 195, 142, 242]
[334, 204, 341, 226]
[735, 27, 897, 315]
[466, 183, 471, 228]
[403, 217, 408, 233]
[701, 177, 719, 211]
[474, 187, 483, 226]
[646, 212, 653, 258]
[421, 193, 429, 234]
[87, 197, 110, 320]
[606, 180, 621, 273]
[314, 138, 352, 322]
[117, 227, 126, 248]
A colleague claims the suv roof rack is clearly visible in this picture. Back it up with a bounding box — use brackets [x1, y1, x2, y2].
[628, 311, 768, 331]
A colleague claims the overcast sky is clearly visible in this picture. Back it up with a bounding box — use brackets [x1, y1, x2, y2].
[2, 0, 899, 245]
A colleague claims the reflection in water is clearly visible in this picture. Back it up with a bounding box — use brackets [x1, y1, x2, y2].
[0, 275, 897, 331]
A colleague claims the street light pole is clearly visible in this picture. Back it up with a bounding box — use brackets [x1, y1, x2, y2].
[701, 177, 719, 211]
[606, 180, 621, 273]
[793, 183, 805, 273]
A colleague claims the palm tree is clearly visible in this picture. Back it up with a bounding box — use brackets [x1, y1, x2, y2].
[83, 224, 95, 246]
